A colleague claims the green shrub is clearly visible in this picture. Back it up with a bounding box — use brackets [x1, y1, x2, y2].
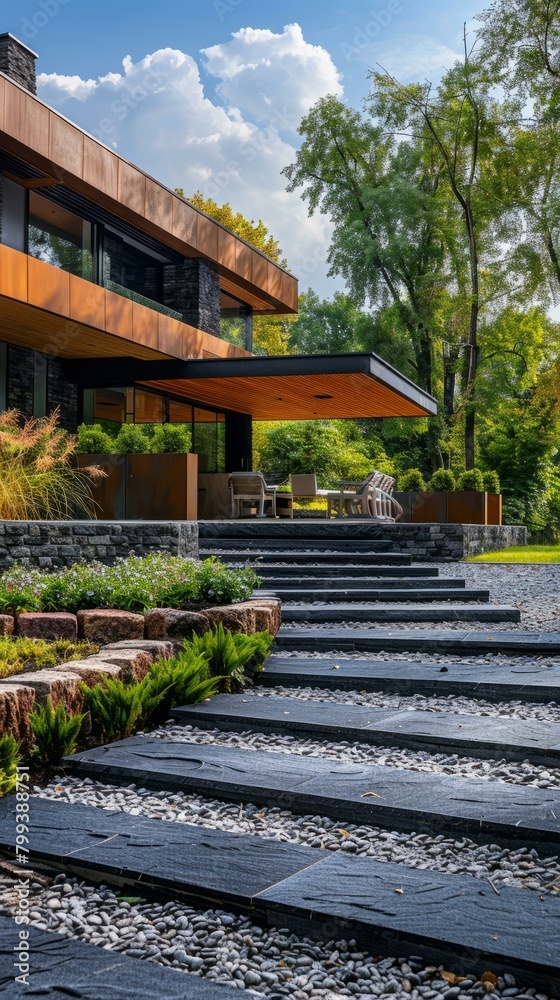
[194, 558, 258, 605]
[143, 649, 220, 723]
[82, 676, 160, 742]
[150, 423, 192, 454]
[428, 469, 456, 491]
[0, 637, 98, 679]
[76, 424, 117, 454]
[482, 470, 501, 494]
[188, 624, 273, 692]
[398, 469, 427, 491]
[0, 734, 20, 797]
[29, 697, 86, 765]
[115, 423, 150, 454]
[457, 468, 485, 491]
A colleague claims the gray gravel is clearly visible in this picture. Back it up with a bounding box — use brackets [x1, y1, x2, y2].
[253, 684, 560, 723]
[148, 723, 560, 789]
[1, 870, 552, 999]
[37, 778, 560, 894]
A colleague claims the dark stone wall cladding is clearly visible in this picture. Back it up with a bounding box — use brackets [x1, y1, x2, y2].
[0, 35, 37, 94]
[0, 521, 199, 571]
[47, 356, 78, 432]
[163, 258, 220, 339]
[7, 345, 34, 415]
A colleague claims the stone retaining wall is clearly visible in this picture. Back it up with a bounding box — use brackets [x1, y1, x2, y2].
[0, 521, 199, 570]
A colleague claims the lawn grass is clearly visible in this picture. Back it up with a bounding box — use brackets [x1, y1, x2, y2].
[469, 545, 560, 563]
[0, 637, 99, 680]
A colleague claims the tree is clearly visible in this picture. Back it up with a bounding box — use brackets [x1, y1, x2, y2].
[478, 0, 560, 106]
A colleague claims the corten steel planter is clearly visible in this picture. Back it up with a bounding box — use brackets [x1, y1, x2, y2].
[394, 491, 503, 525]
[78, 453, 198, 519]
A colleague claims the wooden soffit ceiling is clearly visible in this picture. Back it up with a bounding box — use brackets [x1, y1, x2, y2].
[64, 354, 438, 420]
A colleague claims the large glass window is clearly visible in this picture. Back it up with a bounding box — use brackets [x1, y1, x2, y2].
[134, 389, 166, 424]
[28, 192, 93, 280]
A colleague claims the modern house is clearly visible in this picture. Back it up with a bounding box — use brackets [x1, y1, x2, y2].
[0, 33, 437, 517]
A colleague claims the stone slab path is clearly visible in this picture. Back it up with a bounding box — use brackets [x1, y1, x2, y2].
[275, 627, 560, 654]
[63, 736, 560, 852]
[260, 654, 560, 702]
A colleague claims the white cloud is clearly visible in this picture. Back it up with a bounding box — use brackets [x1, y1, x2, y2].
[36, 37, 341, 298]
[201, 23, 343, 130]
[374, 38, 462, 83]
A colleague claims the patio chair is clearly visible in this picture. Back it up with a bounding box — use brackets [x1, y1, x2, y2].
[325, 471, 381, 518]
[228, 472, 278, 518]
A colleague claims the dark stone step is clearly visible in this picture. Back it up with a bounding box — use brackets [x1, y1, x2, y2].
[280, 604, 520, 623]
[199, 521, 402, 540]
[201, 538, 395, 552]
[171, 694, 560, 765]
[2, 795, 559, 992]
[259, 574, 461, 588]
[0, 915, 243, 999]
[258, 588, 489, 603]
[275, 627, 560, 655]
[0, 797, 325, 910]
[255, 565, 440, 578]
[65, 736, 560, 853]
[201, 551, 412, 565]
[261, 654, 560, 703]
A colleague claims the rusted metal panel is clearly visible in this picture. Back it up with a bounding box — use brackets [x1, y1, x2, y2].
[447, 491, 488, 525]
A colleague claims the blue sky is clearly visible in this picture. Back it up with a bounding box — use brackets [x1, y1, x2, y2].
[2, 0, 479, 297]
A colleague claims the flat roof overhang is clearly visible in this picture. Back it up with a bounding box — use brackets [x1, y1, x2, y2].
[64, 353, 438, 419]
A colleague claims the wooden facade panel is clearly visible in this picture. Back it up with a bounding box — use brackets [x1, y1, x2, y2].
[131, 300, 158, 351]
[145, 178, 173, 233]
[218, 228, 236, 272]
[69, 273, 105, 329]
[105, 289, 133, 340]
[252, 254, 268, 296]
[0, 245, 27, 300]
[235, 241, 253, 283]
[172, 198, 197, 245]
[117, 159, 146, 216]
[281, 270, 298, 312]
[49, 114, 84, 178]
[157, 312, 184, 357]
[27, 256, 70, 316]
[267, 261, 284, 304]
[196, 214, 218, 260]
[82, 136, 118, 199]
[3, 86, 50, 158]
[0, 75, 5, 133]
[182, 325, 205, 359]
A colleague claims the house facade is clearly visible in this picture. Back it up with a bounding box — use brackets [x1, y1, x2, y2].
[0, 33, 436, 502]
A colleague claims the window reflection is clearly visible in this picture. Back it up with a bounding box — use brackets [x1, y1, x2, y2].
[28, 193, 93, 279]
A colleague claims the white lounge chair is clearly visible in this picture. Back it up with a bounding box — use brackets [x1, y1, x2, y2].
[229, 472, 278, 518]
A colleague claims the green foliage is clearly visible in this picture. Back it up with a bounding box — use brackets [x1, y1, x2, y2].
[0, 734, 20, 797]
[188, 624, 273, 692]
[0, 409, 100, 520]
[149, 423, 192, 454]
[76, 424, 117, 454]
[398, 469, 427, 491]
[82, 677, 153, 742]
[29, 697, 85, 764]
[482, 470, 501, 494]
[457, 468, 485, 492]
[0, 636, 98, 680]
[256, 420, 384, 488]
[428, 469, 456, 491]
[0, 553, 258, 615]
[143, 649, 220, 723]
[115, 423, 149, 454]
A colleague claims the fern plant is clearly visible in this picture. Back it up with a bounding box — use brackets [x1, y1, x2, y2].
[187, 625, 273, 692]
[29, 698, 86, 765]
[143, 650, 220, 724]
[0, 734, 20, 797]
[82, 677, 162, 742]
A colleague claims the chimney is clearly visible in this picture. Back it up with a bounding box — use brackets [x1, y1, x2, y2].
[0, 33, 37, 95]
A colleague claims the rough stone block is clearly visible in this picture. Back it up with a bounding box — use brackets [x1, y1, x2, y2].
[144, 608, 210, 641]
[16, 612, 78, 641]
[248, 598, 282, 635]
[2, 670, 83, 714]
[0, 683, 35, 745]
[0, 616, 14, 637]
[77, 609, 145, 644]
[85, 650, 153, 682]
[203, 604, 257, 635]
[57, 660, 125, 686]
[101, 639, 174, 661]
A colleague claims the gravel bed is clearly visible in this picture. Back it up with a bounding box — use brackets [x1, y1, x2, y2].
[273, 650, 558, 667]
[279, 621, 534, 631]
[147, 723, 560, 789]
[1, 870, 552, 999]
[37, 778, 560, 894]
[253, 685, 560, 723]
